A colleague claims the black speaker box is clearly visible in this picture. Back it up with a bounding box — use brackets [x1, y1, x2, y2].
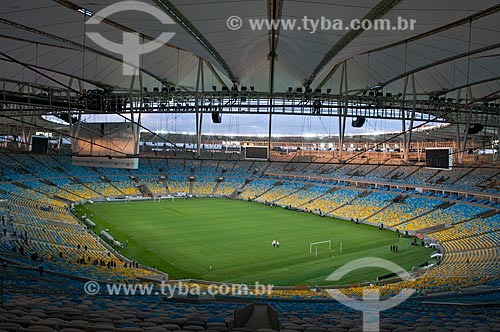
[352, 116, 366, 128]
[212, 112, 222, 123]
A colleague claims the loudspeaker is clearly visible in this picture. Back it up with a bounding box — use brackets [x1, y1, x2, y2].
[312, 100, 321, 114]
[352, 116, 366, 128]
[468, 123, 484, 135]
[211, 112, 222, 123]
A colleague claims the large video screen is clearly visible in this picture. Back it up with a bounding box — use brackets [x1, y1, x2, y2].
[30, 136, 49, 154]
[72, 122, 139, 169]
[425, 148, 452, 170]
[245, 146, 269, 160]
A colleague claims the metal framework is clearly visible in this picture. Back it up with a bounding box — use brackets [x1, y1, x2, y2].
[1, 75, 498, 163]
[1, 82, 498, 125]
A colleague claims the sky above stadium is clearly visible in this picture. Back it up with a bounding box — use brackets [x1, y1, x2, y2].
[79, 113, 419, 137]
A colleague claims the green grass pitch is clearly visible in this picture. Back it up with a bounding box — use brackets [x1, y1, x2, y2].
[74, 198, 434, 286]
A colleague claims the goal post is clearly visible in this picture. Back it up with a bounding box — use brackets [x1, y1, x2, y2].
[309, 240, 332, 257]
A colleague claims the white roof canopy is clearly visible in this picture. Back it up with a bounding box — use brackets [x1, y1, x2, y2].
[0, 0, 498, 99]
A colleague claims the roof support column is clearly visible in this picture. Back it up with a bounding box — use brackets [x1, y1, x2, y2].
[127, 68, 142, 155]
[137, 69, 144, 131]
[21, 126, 31, 152]
[454, 89, 462, 164]
[405, 74, 417, 162]
[267, 0, 281, 161]
[268, 97, 273, 161]
[68, 110, 83, 153]
[400, 76, 409, 161]
[129, 69, 138, 148]
[199, 59, 205, 157]
[67, 77, 74, 100]
[461, 89, 474, 164]
[402, 74, 417, 162]
[128, 69, 136, 137]
[78, 79, 84, 94]
[455, 124, 462, 164]
[135, 107, 142, 155]
[338, 61, 348, 161]
[194, 57, 204, 157]
[19, 103, 26, 150]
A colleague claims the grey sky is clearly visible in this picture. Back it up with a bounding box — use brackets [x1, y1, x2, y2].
[81, 113, 417, 137]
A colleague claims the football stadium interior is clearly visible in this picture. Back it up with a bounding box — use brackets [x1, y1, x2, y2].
[0, 0, 499, 331]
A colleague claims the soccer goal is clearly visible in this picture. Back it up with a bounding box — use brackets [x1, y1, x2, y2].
[309, 240, 332, 257]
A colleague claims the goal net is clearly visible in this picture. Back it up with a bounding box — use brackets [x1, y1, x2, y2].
[309, 240, 332, 257]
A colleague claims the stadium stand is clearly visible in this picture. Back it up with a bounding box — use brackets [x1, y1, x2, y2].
[276, 185, 331, 208]
[0, 154, 499, 322]
[398, 203, 490, 231]
[369, 196, 442, 228]
[334, 192, 398, 221]
[239, 179, 278, 200]
[255, 181, 305, 203]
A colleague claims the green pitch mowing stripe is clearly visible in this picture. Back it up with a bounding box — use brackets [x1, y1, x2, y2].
[74, 198, 434, 286]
